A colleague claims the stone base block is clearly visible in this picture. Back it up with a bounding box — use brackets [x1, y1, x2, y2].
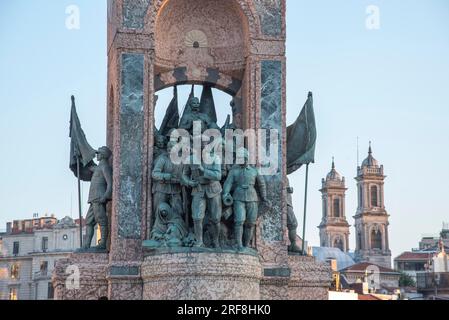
[52, 252, 109, 300]
[53, 252, 331, 300]
[260, 256, 332, 300]
[142, 252, 262, 300]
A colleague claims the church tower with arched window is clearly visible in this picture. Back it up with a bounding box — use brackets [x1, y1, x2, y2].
[319, 159, 350, 252]
[354, 143, 391, 268]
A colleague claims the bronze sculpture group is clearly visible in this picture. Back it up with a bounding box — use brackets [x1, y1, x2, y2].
[71, 87, 314, 254]
[146, 88, 301, 253]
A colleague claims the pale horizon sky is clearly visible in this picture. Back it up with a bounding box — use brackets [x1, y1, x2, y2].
[0, 1, 448, 260]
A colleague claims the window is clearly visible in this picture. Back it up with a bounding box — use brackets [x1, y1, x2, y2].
[62, 234, 68, 241]
[322, 198, 327, 218]
[371, 185, 378, 207]
[40, 261, 48, 276]
[9, 287, 18, 300]
[333, 198, 341, 217]
[358, 185, 363, 207]
[371, 229, 382, 250]
[47, 282, 54, 299]
[357, 232, 362, 250]
[41, 237, 49, 252]
[10, 264, 19, 279]
[334, 237, 344, 251]
[13, 241, 19, 255]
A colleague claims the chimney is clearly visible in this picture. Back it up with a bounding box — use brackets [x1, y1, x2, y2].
[6, 222, 11, 234]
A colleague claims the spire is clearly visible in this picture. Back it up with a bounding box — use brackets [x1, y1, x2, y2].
[361, 141, 379, 168]
[326, 157, 342, 182]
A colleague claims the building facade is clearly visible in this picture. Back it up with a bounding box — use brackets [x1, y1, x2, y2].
[419, 224, 449, 250]
[395, 252, 432, 282]
[353, 144, 392, 268]
[318, 159, 350, 252]
[339, 262, 400, 293]
[415, 241, 449, 299]
[0, 215, 94, 300]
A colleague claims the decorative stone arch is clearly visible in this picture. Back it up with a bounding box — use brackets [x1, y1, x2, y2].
[369, 224, 383, 250]
[332, 234, 344, 252]
[146, 0, 262, 41]
[148, 0, 268, 132]
[154, 69, 242, 96]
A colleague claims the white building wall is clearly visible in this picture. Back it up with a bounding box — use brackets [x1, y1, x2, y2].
[329, 291, 358, 300]
[433, 254, 449, 273]
[2, 234, 35, 257]
[0, 217, 95, 300]
[0, 257, 33, 300]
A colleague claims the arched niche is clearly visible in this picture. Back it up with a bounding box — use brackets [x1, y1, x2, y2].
[153, 0, 254, 74]
[152, 0, 254, 130]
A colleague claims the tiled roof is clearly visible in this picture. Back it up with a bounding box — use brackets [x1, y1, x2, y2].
[340, 262, 398, 274]
[395, 252, 432, 261]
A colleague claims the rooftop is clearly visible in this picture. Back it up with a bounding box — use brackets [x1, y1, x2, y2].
[395, 251, 434, 261]
[340, 262, 399, 274]
[4, 215, 81, 235]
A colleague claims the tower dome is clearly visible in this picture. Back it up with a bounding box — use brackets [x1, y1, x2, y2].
[326, 158, 342, 182]
[361, 142, 379, 168]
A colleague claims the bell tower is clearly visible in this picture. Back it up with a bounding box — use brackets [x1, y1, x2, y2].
[354, 143, 391, 268]
[318, 159, 350, 252]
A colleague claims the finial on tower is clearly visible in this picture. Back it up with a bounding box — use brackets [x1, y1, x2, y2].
[332, 157, 335, 170]
[369, 141, 373, 155]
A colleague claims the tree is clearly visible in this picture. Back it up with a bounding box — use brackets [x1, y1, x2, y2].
[399, 272, 416, 287]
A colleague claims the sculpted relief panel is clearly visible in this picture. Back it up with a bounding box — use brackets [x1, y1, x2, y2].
[155, 0, 247, 72]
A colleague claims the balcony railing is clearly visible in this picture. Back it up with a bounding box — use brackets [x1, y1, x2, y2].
[358, 166, 383, 176]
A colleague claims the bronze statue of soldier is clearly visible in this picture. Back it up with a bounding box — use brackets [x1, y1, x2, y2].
[83, 146, 113, 250]
[153, 134, 167, 163]
[182, 139, 222, 248]
[179, 97, 219, 134]
[222, 148, 270, 250]
[286, 179, 302, 253]
[152, 141, 184, 220]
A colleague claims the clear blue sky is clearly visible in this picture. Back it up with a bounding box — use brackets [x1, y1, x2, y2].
[0, 1, 448, 259]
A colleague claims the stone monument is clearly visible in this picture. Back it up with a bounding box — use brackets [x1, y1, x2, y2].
[53, 0, 331, 300]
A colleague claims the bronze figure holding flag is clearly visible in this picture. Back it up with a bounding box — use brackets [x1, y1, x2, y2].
[286, 92, 317, 255]
[69, 96, 113, 251]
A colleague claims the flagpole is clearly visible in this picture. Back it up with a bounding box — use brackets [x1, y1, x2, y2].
[76, 155, 83, 248]
[301, 163, 309, 256]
